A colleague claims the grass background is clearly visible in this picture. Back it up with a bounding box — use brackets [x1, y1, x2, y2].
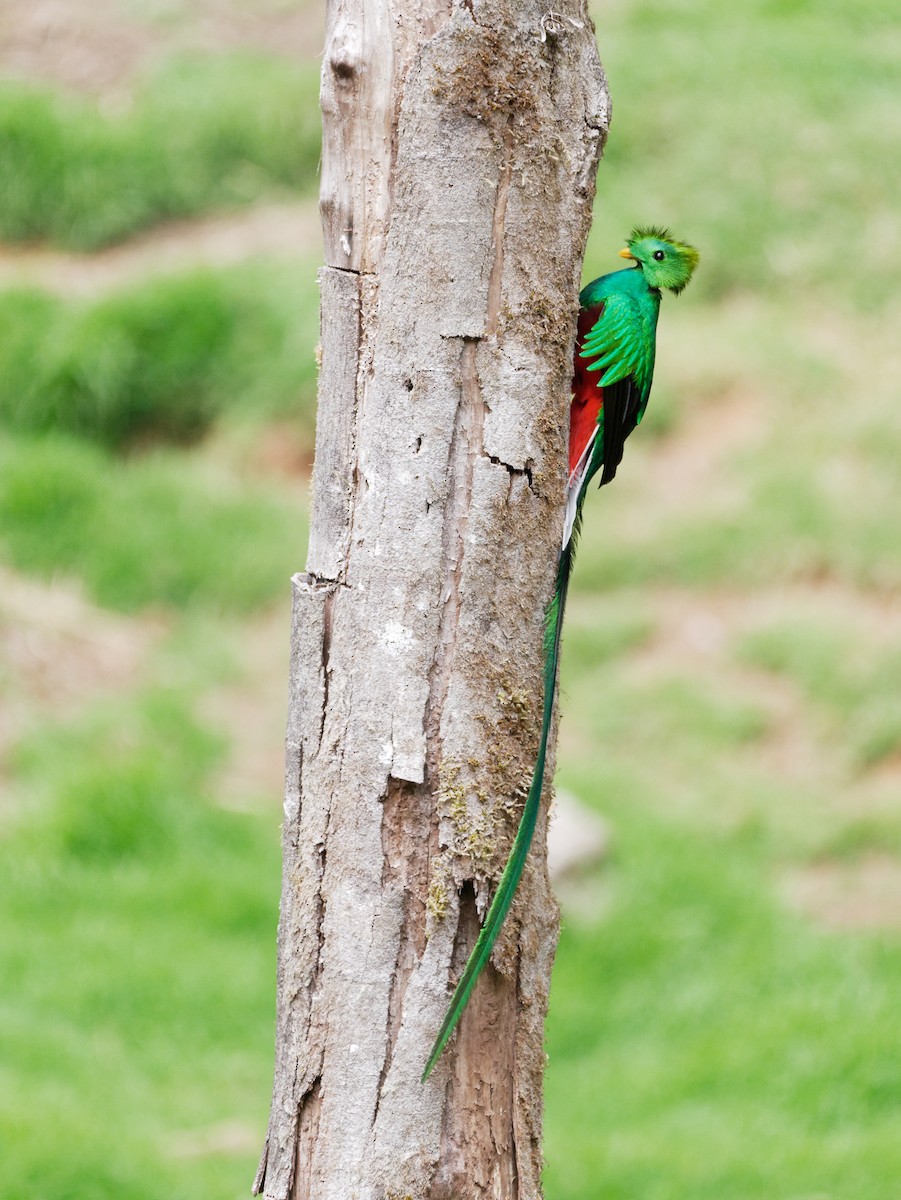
[0, 55, 321, 249]
[1, 0, 900, 1196]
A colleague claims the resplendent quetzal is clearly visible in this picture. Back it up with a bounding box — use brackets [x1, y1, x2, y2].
[423, 227, 699, 1081]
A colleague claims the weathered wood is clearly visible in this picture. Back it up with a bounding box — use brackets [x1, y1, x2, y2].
[256, 2, 608, 1196]
[306, 268, 361, 580]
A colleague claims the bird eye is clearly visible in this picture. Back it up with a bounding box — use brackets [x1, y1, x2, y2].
[653, 250, 665, 261]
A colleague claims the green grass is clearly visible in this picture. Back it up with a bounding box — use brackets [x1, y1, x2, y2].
[543, 603, 901, 1196]
[0, 433, 307, 612]
[0, 53, 321, 249]
[546, 809, 901, 1200]
[0, 263, 320, 446]
[738, 617, 901, 769]
[0, 681, 281, 1200]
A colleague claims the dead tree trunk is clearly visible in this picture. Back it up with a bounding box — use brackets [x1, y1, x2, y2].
[254, 3, 608, 1197]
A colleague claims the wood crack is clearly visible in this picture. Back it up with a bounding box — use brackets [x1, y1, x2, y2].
[483, 451, 537, 495]
[424, 113, 519, 767]
[292, 1076, 323, 1199]
[318, 587, 337, 750]
[424, 337, 487, 771]
[485, 124, 515, 338]
[374, 777, 431, 1120]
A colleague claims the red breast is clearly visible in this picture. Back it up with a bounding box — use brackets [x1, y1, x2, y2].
[569, 303, 604, 480]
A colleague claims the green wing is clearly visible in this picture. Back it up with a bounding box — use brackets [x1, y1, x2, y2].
[579, 289, 656, 486]
[579, 289, 655, 419]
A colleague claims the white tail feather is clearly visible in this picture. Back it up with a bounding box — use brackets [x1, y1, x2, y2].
[562, 429, 598, 547]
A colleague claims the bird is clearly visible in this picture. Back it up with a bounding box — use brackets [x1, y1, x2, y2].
[422, 227, 700, 1081]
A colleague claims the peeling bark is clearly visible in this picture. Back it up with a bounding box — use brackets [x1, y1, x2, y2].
[255, 1, 608, 1197]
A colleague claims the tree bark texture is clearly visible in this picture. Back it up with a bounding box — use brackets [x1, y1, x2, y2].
[255, 3, 608, 1198]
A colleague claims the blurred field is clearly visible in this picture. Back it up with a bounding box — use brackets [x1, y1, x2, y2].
[0, 55, 320, 249]
[1, 0, 899, 1197]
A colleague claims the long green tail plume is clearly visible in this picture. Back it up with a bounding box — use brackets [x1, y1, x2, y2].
[422, 510, 582, 1081]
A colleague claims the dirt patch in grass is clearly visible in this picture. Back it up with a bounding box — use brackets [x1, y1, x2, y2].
[201, 602, 292, 811]
[0, 0, 324, 96]
[782, 853, 901, 931]
[642, 387, 762, 513]
[165, 1117, 260, 1160]
[618, 580, 901, 847]
[624, 585, 854, 782]
[0, 201, 321, 297]
[0, 0, 149, 95]
[0, 565, 163, 763]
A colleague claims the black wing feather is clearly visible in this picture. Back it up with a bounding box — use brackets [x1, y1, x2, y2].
[600, 375, 642, 487]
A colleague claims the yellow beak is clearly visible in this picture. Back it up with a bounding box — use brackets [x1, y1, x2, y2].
[619, 247, 636, 260]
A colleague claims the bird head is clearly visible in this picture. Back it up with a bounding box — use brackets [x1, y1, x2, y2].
[619, 226, 699, 294]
